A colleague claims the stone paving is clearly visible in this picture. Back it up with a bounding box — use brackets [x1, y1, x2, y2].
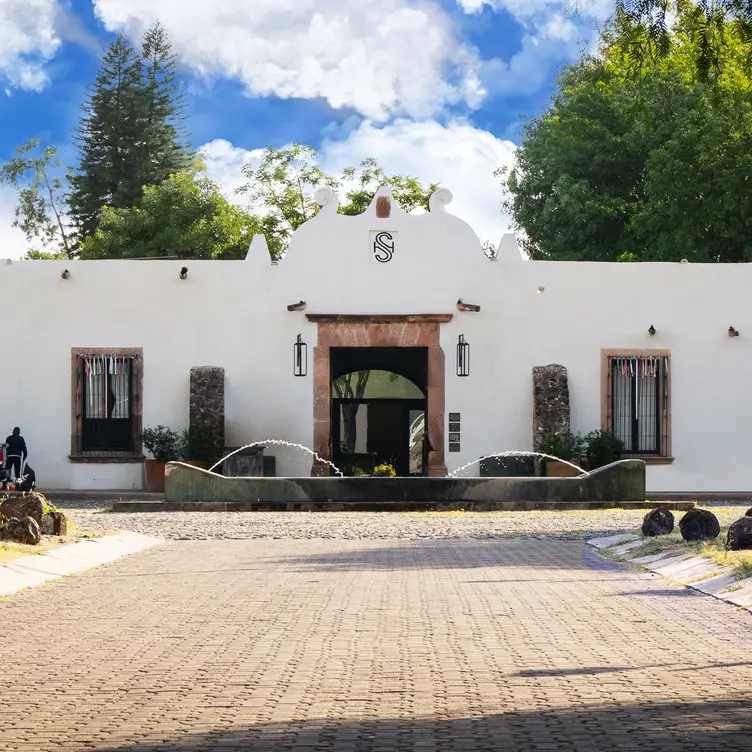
[1, 534, 752, 751]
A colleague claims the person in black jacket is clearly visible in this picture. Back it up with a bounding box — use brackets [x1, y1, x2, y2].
[5, 427, 27, 482]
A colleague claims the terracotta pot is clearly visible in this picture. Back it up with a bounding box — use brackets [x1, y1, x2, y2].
[544, 460, 581, 478]
[144, 459, 166, 492]
[182, 460, 210, 470]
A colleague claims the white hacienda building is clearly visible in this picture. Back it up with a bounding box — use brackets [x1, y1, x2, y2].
[2, 186, 750, 494]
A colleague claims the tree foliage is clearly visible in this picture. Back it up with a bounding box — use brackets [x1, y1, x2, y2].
[238, 144, 438, 254]
[0, 139, 73, 258]
[78, 167, 274, 260]
[504, 7, 752, 261]
[69, 24, 190, 241]
[611, 0, 752, 80]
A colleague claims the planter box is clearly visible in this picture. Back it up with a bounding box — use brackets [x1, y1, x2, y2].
[144, 460, 166, 492]
[544, 460, 582, 478]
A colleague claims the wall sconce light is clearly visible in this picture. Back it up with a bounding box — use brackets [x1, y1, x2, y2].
[457, 298, 481, 313]
[729, 326, 740, 337]
[456, 334, 470, 377]
[287, 300, 307, 312]
[293, 334, 308, 377]
[61, 269, 70, 280]
[179, 266, 188, 280]
[536, 286, 545, 294]
[648, 325, 656, 336]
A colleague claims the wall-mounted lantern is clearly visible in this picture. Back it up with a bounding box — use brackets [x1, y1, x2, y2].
[61, 269, 70, 280]
[179, 266, 188, 280]
[293, 334, 308, 377]
[648, 325, 656, 336]
[456, 334, 470, 377]
[729, 326, 740, 337]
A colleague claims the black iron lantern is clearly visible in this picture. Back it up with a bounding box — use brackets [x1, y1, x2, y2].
[293, 334, 308, 377]
[456, 334, 470, 377]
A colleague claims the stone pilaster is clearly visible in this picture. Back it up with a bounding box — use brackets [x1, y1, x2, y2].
[532, 364, 570, 446]
[189, 367, 225, 461]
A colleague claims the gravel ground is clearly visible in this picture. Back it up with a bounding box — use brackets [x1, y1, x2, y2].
[59, 505, 750, 541]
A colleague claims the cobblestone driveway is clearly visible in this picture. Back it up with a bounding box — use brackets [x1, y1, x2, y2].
[1, 537, 751, 751]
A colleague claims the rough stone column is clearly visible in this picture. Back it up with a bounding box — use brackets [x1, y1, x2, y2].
[190, 367, 225, 460]
[532, 364, 570, 446]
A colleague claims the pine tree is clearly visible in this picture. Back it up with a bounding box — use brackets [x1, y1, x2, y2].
[69, 25, 190, 242]
[136, 21, 190, 189]
[68, 34, 144, 239]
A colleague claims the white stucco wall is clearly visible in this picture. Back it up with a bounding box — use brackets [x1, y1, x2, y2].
[2, 186, 750, 491]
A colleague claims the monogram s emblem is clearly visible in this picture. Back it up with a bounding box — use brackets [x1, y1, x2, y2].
[373, 231, 395, 263]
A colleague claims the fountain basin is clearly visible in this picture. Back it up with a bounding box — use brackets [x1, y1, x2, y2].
[109, 459, 660, 513]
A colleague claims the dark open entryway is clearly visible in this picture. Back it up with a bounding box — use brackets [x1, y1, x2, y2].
[330, 347, 428, 477]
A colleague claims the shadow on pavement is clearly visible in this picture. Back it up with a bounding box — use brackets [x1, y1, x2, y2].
[92, 698, 752, 751]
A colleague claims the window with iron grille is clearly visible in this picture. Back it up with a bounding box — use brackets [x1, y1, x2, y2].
[71, 349, 143, 458]
[604, 352, 671, 457]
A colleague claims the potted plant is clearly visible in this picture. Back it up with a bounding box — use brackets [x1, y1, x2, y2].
[372, 463, 397, 477]
[180, 425, 219, 469]
[584, 429, 625, 470]
[536, 432, 585, 477]
[141, 425, 180, 492]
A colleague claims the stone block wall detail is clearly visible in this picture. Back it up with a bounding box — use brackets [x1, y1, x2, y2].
[532, 364, 570, 445]
[189, 367, 225, 460]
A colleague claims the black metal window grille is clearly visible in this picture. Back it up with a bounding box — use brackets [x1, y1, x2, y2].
[80, 355, 136, 453]
[609, 356, 669, 455]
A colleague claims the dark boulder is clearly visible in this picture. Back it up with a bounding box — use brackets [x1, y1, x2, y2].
[0, 516, 41, 545]
[642, 508, 675, 537]
[679, 508, 720, 542]
[0, 495, 43, 525]
[726, 517, 752, 551]
[40, 512, 68, 536]
[745, 507, 752, 517]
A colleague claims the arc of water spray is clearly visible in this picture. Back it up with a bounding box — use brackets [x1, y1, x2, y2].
[449, 451, 589, 478]
[208, 440, 344, 476]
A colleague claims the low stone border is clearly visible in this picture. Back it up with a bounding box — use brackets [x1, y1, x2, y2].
[0, 531, 162, 597]
[587, 533, 752, 612]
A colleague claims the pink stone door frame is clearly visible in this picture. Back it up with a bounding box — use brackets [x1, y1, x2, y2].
[307, 314, 452, 477]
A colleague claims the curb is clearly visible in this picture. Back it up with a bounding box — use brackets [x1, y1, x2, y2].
[0, 532, 163, 597]
[587, 533, 752, 612]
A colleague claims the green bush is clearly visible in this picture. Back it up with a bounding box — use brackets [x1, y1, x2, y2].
[141, 425, 181, 462]
[535, 431, 585, 463]
[584, 429, 625, 469]
[181, 425, 219, 462]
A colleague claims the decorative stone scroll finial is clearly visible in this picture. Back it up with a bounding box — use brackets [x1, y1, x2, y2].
[313, 186, 339, 215]
[428, 187, 453, 213]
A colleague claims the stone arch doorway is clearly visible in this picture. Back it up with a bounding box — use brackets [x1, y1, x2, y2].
[308, 314, 451, 476]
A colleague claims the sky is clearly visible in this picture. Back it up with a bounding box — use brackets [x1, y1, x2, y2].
[0, 0, 612, 258]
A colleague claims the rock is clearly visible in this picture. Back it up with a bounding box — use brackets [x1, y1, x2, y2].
[641, 508, 675, 537]
[0, 516, 41, 545]
[745, 507, 752, 517]
[532, 364, 570, 444]
[679, 508, 721, 542]
[40, 511, 68, 536]
[726, 517, 752, 550]
[189, 366, 225, 463]
[0, 494, 44, 525]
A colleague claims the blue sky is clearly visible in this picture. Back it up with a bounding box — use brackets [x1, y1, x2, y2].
[0, 0, 611, 256]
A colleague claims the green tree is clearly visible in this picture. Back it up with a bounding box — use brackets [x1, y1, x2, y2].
[78, 167, 274, 260]
[611, 0, 752, 80]
[0, 139, 73, 258]
[504, 10, 752, 261]
[69, 25, 190, 241]
[238, 144, 438, 255]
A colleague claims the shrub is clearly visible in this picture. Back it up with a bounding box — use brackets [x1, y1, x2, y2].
[141, 425, 181, 462]
[535, 432, 585, 463]
[181, 425, 219, 462]
[584, 429, 625, 469]
[372, 463, 397, 477]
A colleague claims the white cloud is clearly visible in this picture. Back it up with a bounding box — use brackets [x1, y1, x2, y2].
[201, 119, 516, 247]
[0, 187, 30, 259]
[92, 0, 485, 120]
[0, 0, 61, 91]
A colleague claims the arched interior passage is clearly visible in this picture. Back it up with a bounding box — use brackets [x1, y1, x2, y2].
[331, 348, 427, 476]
